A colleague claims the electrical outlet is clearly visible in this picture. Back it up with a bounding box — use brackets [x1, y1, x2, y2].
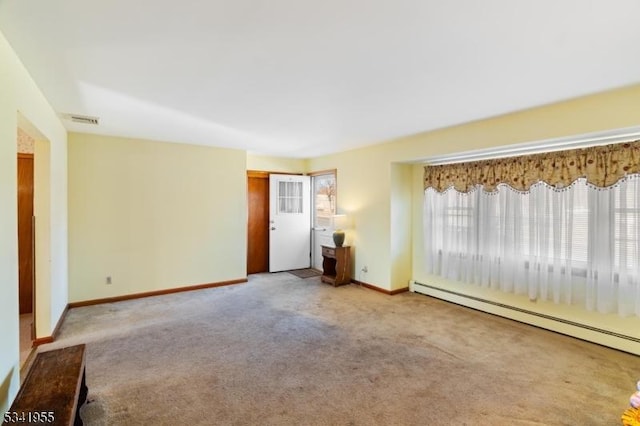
[106, 276, 112, 285]
[362, 266, 368, 273]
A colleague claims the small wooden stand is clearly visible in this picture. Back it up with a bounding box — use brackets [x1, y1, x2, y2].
[320, 245, 351, 286]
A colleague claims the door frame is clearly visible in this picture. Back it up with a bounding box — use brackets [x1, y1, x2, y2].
[268, 173, 311, 272]
[246, 171, 304, 275]
[17, 118, 52, 354]
[309, 169, 337, 270]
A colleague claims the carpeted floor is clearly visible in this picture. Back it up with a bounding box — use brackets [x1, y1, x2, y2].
[40, 273, 640, 425]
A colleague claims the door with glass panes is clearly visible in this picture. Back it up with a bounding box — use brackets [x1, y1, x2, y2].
[269, 174, 311, 272]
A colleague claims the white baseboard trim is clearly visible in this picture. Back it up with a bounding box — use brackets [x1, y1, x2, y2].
[410, 280, 640, 356]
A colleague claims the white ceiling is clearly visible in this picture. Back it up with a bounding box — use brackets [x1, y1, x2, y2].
[2, 1, 640, 158]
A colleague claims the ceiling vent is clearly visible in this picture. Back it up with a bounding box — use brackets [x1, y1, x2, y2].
[61, 113, 100, 125]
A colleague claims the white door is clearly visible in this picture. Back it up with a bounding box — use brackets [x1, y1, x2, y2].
[269, 174, 311, 272]
[311, 172, 336, 269]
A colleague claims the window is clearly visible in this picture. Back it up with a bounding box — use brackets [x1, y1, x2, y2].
[614, 182, 640, 268]
[278, 181, 303, 214]
[312, 174, 336, 228]
[424, 176, 640, 317]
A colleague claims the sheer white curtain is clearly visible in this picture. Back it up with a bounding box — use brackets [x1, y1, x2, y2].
[424, 175, 640, 317]
[278, 181, 303, 214]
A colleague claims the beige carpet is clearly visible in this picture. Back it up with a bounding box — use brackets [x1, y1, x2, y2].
[40, 273, 640, 425]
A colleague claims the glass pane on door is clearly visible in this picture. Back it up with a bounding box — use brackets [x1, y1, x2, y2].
[278, 181, 304, 214]
[314, 174, 336, 227]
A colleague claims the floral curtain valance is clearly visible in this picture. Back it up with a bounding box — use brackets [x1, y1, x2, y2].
[424, 140, 640, 192]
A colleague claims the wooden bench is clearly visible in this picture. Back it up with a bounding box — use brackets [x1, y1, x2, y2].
[7, 344, 88, 426]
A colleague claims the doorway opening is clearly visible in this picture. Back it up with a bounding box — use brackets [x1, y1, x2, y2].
[17, 127, 35, 366]
[268, 174, 311, 272]
[16, 114, 51, 368]
[246, 171, 313, 275]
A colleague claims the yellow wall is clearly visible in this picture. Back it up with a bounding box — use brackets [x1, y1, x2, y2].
[381, 83, 640, 162]
[0, 31, 68, 412]
[390, 163, 412, 291]
[247, 153, 307, 173]
[68, 133, 247, 302]
[308, 148, 393, 287]
[34, 137, 52, 338]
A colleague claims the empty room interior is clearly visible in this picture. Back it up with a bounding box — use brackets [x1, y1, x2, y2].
[2, 1, 640, 425]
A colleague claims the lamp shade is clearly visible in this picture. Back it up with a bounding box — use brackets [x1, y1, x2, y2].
[331, 214, 349, 231]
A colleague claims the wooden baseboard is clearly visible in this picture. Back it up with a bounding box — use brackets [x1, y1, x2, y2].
[32, 303, 70, 347]
[351, 279, 409, 295]
[33, 336, 53, 347]
[68, 278, 247, 308]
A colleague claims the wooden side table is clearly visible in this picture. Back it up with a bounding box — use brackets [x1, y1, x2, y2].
[320, 245, 351, 286]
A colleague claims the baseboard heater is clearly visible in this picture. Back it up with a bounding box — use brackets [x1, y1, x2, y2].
[410, 281, 640, 349]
